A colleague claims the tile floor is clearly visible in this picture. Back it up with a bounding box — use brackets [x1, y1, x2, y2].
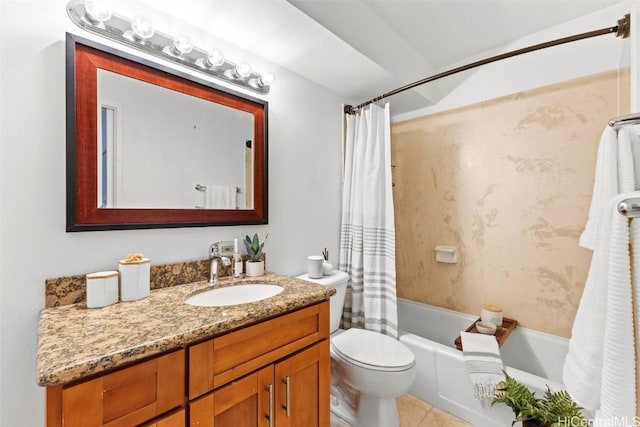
[397, 393, 472, 427]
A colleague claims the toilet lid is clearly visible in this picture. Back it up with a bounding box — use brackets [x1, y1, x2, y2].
[332, 328, 414, 371]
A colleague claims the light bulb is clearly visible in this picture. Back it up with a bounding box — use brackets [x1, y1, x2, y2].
[84, 0, 111, 24]
[131, 16, 154, 40]
[196, 48, 225, 69]
[249, 72, 276, 89]
[235, 62, 252, 78]
[206, 49, 225, 67]
[172, 35, 193, 55]
[259, 73, 275, 86]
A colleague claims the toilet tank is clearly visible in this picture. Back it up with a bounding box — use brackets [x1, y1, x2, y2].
[296, 270, 349, 333]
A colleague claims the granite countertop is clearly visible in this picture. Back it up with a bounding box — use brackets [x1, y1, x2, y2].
[37, 273, 334, 387]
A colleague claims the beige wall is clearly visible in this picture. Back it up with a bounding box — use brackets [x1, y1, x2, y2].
[392, 69, 629, 337]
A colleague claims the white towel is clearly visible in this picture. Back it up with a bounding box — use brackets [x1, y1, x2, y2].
[563, 193, 637, 419]
[581, 127, 638, 249]
[630, 130, 640, 189]
[617, 128, 635, 193]
[580, 127, 620, 249]
[596, 214, 638, 423]
[461, 331, 503, 399]
[633, 220, 640, 416]
[194, 186, 206, 209]
[206, 185, 237, 209]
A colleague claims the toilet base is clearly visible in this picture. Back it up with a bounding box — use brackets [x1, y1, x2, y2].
[355, 394, 399, 427]
[330, 387, 356, 426]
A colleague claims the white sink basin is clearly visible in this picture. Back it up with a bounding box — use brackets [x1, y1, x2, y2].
[185, 284, 284, 307]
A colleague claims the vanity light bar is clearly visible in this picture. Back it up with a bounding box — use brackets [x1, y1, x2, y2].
[66, 0, 273, 95]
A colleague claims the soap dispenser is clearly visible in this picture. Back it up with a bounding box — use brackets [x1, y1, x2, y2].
[233, 238, 243, 278]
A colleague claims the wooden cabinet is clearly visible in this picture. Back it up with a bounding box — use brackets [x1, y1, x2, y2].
[275, 342, 329, 427]
[188, 302, 330, 427]
[189, 342, 329, 427]
[46, 349, 186, 427]
[45, 301, 330, 427]
[189, 366, 273, 427]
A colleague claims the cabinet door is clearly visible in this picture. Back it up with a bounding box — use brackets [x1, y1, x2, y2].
[54, 349, 185, 427]
[189, 366, 274, 427]
[275, 341, 330, 427]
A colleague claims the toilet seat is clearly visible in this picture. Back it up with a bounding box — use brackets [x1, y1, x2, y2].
[332, 328, 415, 372]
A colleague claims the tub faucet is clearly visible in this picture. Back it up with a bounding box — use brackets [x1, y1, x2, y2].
[209, 242, 231, 284]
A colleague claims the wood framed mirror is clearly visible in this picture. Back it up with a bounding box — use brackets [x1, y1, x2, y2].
[66, 33, 268, 231]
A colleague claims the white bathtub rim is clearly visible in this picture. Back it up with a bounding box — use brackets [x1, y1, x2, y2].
[398, 331, 563, 391]
[397, 297, 569, 346]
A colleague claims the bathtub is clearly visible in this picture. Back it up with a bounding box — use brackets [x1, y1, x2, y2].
[397, 298, 570, 427]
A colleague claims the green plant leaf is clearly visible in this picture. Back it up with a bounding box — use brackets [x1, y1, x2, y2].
[492, 372, 584, 426]
[243, 233, 267, 262]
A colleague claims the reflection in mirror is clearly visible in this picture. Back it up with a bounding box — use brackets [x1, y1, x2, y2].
[97, 70, 254, 210]
[66, 33, 268, 231]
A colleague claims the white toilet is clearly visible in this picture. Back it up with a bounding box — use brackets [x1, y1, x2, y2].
[298, 271, 416, 427]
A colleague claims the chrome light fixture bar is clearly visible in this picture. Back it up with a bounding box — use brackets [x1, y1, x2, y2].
[66, 0, 274, 94]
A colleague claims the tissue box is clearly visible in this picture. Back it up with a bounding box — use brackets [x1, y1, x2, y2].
[118, 258, 150, 301]
[86, 271, 119, 308]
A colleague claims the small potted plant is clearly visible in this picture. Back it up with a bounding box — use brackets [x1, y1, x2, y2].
[244, 233, 267, 277]
[491, 371, 585, 427]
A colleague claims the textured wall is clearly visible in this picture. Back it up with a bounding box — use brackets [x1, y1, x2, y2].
[392, 69, 629, 337]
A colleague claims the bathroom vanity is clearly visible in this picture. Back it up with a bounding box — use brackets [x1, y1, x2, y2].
[37, 273, 333, 426]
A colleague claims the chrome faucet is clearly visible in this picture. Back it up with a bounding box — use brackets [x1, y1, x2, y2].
[209, 242, 231, 284]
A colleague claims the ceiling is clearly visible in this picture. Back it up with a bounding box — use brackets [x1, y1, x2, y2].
[132, 0, 620, 114]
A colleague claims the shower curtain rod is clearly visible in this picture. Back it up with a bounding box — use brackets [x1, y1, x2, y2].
[344, 13, 630, 115]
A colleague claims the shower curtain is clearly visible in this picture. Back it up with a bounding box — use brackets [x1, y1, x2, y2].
[339, 102, 398, 337]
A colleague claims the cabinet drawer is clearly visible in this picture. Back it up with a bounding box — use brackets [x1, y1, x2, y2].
[189, 301, 329, 399]
[58, 349, 185, 427]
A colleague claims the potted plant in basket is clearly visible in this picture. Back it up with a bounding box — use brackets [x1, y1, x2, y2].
[491, 371, 585, 427]
[244, 233, 267, 277]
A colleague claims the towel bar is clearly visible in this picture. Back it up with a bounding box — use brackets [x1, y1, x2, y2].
[608, 112, 640, 129]
[617, 197, 640, 217]
[194, 184, 242, 193]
